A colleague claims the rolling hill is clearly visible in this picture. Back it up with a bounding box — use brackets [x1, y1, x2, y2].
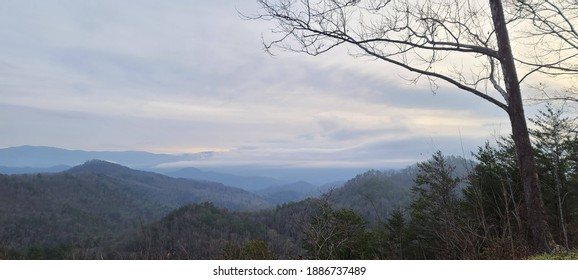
[0, 160, 272, 250]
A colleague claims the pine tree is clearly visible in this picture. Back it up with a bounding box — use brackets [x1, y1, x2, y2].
[530, 104, 578, 248]
[408, 151, 462, 259]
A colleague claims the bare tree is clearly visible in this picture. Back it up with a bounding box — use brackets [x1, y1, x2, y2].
[512, 0, 578, 76]
[511, 0, 578, 102]
[250, 0, 559, 253]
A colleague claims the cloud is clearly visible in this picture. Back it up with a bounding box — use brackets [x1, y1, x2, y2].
[0, 1, 517, 169]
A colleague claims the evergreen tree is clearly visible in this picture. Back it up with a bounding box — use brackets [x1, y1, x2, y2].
[462, 140, 527, 258]
[408, 151, 462, 259]
[302, 201, 374, 259]
[530, 104, 578, 248]
[381, 208, 409, 259]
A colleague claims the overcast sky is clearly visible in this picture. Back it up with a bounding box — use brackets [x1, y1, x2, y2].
[1, 0, 547, 169]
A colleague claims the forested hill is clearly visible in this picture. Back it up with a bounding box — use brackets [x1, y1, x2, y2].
[112, 200, 317, 259]
[327, 156, 473, 225]
[64, 160, 273, 211]
[327, 169, 416, 225]
[0, 160, 272, 251]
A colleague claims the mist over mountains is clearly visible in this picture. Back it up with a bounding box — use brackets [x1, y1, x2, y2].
[0, 145, 480, 259]
[0, 145, 355, 206]
[0, 158, 415, 259]
[166, 167, 284, 191]
[0, 145, 368, 190]
[0, 145, 210, 169]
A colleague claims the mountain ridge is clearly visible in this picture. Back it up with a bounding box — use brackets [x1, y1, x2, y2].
[0, 145, 208, 169]
[0, 145, 363, 188]
[166, 167, 285, 191]
[0, 160, 272, 250]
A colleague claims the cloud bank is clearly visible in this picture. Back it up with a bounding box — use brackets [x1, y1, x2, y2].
[0, 0, 516, 169]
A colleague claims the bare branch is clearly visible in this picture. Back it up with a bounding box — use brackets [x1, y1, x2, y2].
[252, 0, 509, 110]
[512, 0, 578, 78]
[356, 42, 509, 111]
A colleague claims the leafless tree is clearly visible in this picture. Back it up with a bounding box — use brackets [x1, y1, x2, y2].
[249, 0, 560, 253]
[511, 0, 578, 102]
[512, 0, 577, 76]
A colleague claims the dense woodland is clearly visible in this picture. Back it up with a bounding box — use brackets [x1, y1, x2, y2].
[1, 104, 578, 259]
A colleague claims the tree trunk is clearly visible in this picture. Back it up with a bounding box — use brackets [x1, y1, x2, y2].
[488, 0, 555, 254]
[553, 154, 569, 249]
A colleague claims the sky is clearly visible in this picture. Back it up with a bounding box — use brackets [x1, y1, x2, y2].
[0, 0, 557, 170]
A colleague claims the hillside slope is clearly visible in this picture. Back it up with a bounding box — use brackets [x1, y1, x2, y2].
[0, 160, 271, 250]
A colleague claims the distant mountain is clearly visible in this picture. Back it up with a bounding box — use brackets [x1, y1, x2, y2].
[165, 167, 284, 191]
[256, 181, 316, 204]
[318, 180, 346, 194]
[167, 168, 339, 205]
[0, 145, 210, 169]
[0, 160, 272, 250]
[0, 165, 70, 174]
[0, 146, 373, 188]
[64, 160, 272, 211]
[251, 180, 347, 205]
[207, 166, 368, 186]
